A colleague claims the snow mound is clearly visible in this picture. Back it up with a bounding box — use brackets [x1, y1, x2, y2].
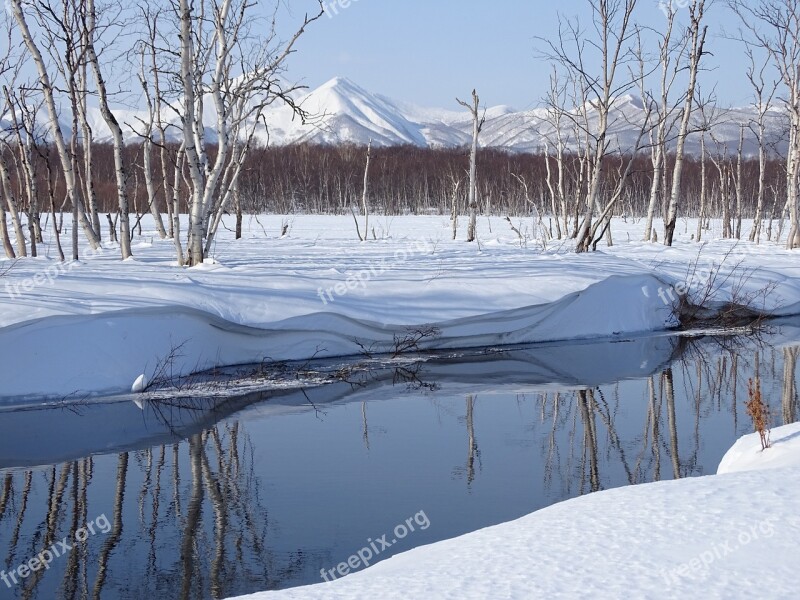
[717, 422, 800, 475]
[0, 274, 676, 400]
[131, 374, 148, 394]
[230, 467, 800, 599]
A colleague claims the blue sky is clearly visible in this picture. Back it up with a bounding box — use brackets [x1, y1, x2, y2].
[278, 0, 755, 110]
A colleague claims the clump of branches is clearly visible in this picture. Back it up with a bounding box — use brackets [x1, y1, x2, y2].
[746, 377, 771, 450]
[391, 325, 442, 357]
[353, 325, 442, 359]
[392, 363, 440, 392]
[676, 246, 777, 330]
[142, 341, 207, 392]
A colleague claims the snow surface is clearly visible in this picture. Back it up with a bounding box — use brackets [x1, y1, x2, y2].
[718, 422, 800, 475]
[3, 215, 800, 400]
[3, 213, 800, 597]
[229, 424, 800, 600]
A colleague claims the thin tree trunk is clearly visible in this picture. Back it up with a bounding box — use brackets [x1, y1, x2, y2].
[46, 156, 66, 261]
[172, 146, 186, 266]
[179, 0, 207, 266]
[361, 140, 371, 241]
[143, 138, 168, 239]
[734, 126, 745, 239]
[0, 205, 14, 258]
[458, 90, 483, 244]
[696, 134, 707, 242]
[644, 143, 663, 242]
[9, 0, 101, 255]
[0, 158, 26, 257]
[665, 3, 707, 246]
[85, 0, 132, 259]
[234, 179, 242, 240]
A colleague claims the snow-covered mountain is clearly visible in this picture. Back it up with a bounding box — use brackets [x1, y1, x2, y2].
[1, 77, 790, 156]
[257, 78, 789, 156]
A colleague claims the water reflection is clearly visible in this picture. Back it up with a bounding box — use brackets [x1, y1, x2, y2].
[0, 326, 799, 599]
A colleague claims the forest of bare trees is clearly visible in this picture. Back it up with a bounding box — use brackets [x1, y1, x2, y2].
[0, 141, 792, 239]
[2, 0, 325, 265]
[2, 0, 800, 264]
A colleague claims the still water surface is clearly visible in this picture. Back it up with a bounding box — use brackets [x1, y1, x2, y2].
[1, 324, 798, 599]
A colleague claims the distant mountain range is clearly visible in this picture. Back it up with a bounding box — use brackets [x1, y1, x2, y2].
[1, 76, 790, 157]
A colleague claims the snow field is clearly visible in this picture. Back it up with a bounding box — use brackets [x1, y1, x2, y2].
[2, 215, 800, 399]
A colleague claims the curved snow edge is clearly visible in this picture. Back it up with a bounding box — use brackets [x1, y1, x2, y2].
[2, 273, 678, 399]
[227, 466, 800, 599]
[717, 422, 800, 475]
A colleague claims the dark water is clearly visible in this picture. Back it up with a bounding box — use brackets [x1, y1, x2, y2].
[1, 325, 799, 599]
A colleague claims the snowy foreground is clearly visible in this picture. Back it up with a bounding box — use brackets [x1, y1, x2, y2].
[231, 424, 800, 600]
[3, 215, 800, 598]
[2, 215, 800, 400]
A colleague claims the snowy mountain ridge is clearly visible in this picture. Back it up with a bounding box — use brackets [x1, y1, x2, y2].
[1, 76, 789, 156]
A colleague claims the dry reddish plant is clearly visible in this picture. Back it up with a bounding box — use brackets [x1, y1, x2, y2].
[746, 378, 771, 450]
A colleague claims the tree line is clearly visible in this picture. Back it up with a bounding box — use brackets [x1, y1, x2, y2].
[2, 0, 800, 264]
[1, 0, 325, 265]
[0, 140, 792, 242]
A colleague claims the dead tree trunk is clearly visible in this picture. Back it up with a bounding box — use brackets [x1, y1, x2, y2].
[361, 140, 371, 241]
[457, 90, 484, 243]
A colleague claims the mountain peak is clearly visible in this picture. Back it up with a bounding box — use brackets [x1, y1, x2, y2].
[317, 76, 363, 94]
[25, 75, 778, 158]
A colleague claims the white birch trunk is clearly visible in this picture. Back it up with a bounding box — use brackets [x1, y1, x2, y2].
[9, 0, 101, 252]
[457, 90, 483, 244]
[664, 2, 707, 246]
[85, 0, 132, 259]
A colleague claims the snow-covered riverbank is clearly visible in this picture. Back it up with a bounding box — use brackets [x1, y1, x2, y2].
[230, 423, 800, 600]
[4, 214, 800, 598]
[3, 215, 800, 399]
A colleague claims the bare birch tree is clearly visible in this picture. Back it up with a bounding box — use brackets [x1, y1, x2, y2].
[745, 50, 779, 243]
[84, 0, 133, 259]
[641, 2, 686, 242]
[9, 0, 102, 260]
[730, 0, 800, 249]
[0, 30, 30, 258]
[3, 86, 45, 255]
[457, 90, 484, 243]
[664, 0, 708, 247]
[539, 0, 651, 253]
[167, 0, 324, 265]
[541, 69, 570, 238]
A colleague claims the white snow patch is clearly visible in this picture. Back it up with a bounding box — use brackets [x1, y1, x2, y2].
[131, 374, 148, 394]
[718, 422, 800, 475]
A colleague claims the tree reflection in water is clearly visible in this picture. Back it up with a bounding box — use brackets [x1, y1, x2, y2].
[0, 416, 310, 600]
[0, 331, 798, 599]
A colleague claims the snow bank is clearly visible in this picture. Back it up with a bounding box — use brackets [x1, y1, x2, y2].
[718, 422, 800, 475]
[231, 466, 800, 600]
[0, 273, 676, 399]
[225, 420, 800, 600]
[4, 215, 800, 399]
